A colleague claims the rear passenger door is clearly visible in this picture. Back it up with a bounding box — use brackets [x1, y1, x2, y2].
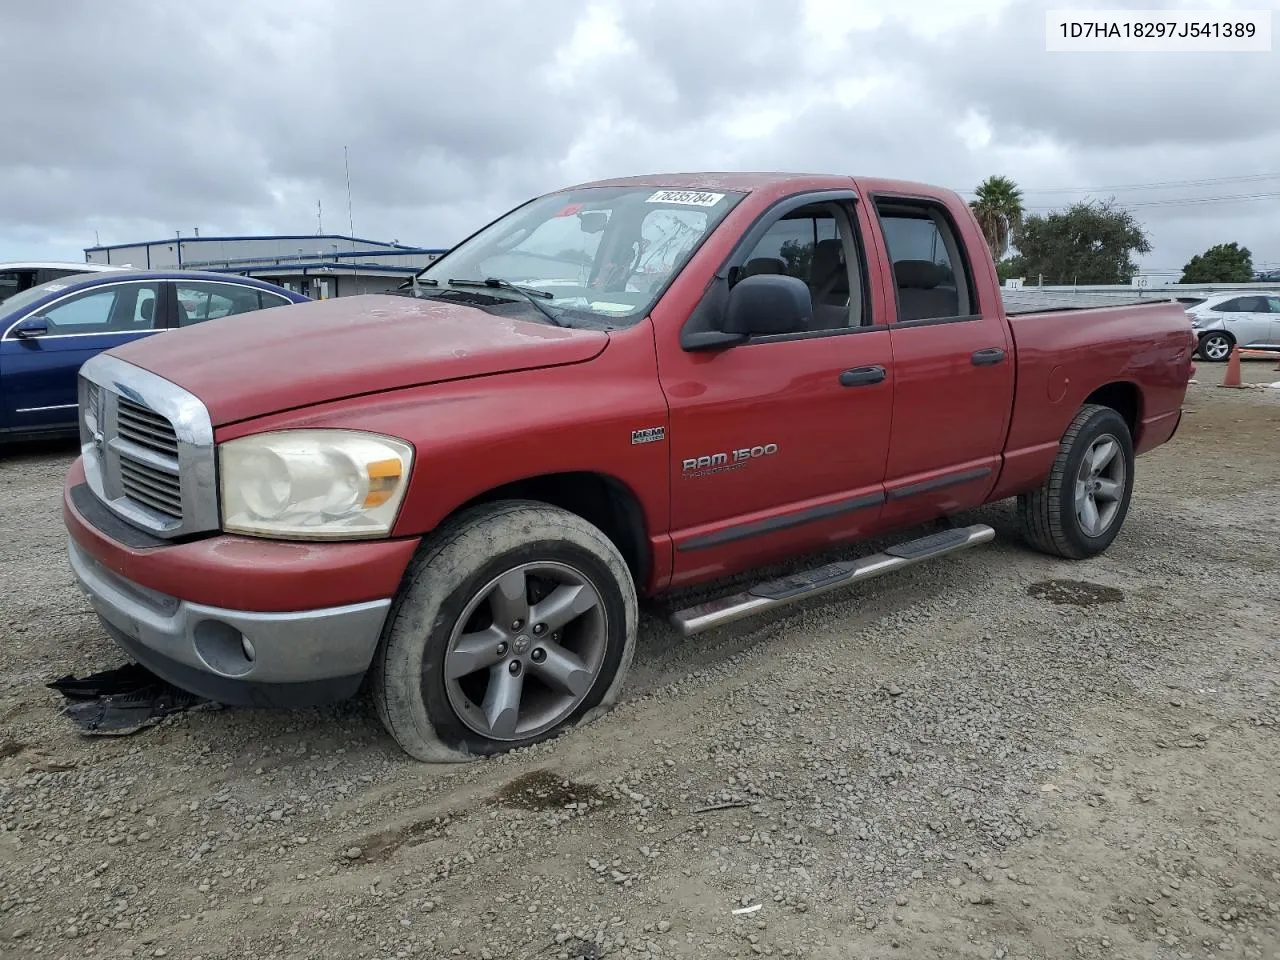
[1268, 297, 1280, 346]
[170, 280, 294, 327]
[867, 195, 1014, 527]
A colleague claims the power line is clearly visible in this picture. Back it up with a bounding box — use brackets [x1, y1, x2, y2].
[960, 172, 1280, 196]
[1015, 191, 1280, 211]
[956, 171, 1280, 197]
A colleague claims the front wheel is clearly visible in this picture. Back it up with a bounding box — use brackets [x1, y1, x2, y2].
[1018, 404, 1135, 560]
[1197, 331, 1234, 362]
[372, 501, 638, 762]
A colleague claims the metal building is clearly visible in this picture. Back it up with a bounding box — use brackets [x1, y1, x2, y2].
[84, 234, 446, 299]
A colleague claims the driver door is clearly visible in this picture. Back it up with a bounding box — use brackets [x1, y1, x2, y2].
[1, 280, 164, 434]
[655, 190, 895, 587]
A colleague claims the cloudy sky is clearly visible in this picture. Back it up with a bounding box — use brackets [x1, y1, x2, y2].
[2, 0, 1276, 279]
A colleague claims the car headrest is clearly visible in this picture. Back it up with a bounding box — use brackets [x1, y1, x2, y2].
[741, 257, 786, 277]
[812, 239, 843, 278]
[894, 259, 943, 290]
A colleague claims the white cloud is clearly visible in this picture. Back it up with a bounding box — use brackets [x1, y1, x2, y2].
[0, 0, 1275, 275]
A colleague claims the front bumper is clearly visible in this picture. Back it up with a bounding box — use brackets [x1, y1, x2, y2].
[67, 536, 391, 707]
[62, 456, 419, 708]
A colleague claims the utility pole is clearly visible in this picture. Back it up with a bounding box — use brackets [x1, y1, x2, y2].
[317, 199, 323, 235]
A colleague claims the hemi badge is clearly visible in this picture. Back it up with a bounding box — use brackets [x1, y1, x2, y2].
[631, 427, 665, 445]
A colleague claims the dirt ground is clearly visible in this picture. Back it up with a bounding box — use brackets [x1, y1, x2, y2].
[2, 361, 1279, 960]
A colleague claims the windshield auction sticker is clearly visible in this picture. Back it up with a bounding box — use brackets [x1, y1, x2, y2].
[646, 190, 726, 206]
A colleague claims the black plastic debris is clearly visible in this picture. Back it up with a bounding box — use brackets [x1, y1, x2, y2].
[48, 663, 219, 736]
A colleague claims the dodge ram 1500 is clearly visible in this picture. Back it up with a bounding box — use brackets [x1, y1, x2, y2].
[62, 173, 1196, 761]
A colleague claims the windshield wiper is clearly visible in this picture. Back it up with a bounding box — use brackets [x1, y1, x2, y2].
[446, 277, 565, 327]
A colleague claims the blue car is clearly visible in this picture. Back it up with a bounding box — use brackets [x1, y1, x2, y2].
[0, 270, 309, 441]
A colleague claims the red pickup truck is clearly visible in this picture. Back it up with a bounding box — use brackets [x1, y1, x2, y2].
[63, 173, 1195, 761]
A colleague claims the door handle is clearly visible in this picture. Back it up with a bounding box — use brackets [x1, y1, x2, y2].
[971, 347, 1006, 366]
[839, 365, 886, 387]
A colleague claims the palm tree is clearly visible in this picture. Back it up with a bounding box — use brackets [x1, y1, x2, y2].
[969, 175, 1024, 261]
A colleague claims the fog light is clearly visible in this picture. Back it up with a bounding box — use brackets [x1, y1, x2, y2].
[193, 619, 256, 678]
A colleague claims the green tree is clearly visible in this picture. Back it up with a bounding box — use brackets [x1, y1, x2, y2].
[996, 257, 1025, 283]
[778, 239, 812, 279]
[1178, 242, 1254, 283]
[1014, 199, 1151, 284]
[969, 175, 1024, 261]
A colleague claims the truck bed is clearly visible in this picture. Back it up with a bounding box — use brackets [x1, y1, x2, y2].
[1001, 289, 1181, 316]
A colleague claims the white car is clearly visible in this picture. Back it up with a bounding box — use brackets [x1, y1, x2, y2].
[0, 261, 127, 304]
[1187, 292, 1280, 361]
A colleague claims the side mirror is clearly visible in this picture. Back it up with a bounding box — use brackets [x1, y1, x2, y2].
[724, 273, 812, 338]
[13, 316, 49, 339]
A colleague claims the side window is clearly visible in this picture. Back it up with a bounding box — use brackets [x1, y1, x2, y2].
[1212, 298, 1244, 312]
[258, 290, 294, 310]
[1267, 297, 1280, 314]
[174, 282, 272, 327]
[40, 283, 161, 334]
[876, 202, 974, 322]
[1239, 296, 1268, 313]
[734, 202, 865, 332]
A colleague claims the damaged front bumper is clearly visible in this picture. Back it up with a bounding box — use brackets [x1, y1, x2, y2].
[67, 537, 391, 708]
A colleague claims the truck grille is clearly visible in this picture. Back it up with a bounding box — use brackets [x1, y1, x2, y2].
[117, 398, 180, 458]
[78, 355, 218, 540]
[117, 446, 183, 520]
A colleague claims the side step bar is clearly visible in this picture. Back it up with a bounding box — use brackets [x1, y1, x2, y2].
[669, 523, 995, 637]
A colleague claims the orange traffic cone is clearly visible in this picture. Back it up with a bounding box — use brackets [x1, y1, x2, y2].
[1221, 346, 1242, 388]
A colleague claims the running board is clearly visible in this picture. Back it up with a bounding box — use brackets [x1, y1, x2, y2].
[669, 523, 996, 637]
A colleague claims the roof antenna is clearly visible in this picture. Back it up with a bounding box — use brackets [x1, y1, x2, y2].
[345, 146, 355, 239]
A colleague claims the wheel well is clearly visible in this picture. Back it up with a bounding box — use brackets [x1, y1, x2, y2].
[1084, 381, 1142, 442]
[456, 473, 650, 585]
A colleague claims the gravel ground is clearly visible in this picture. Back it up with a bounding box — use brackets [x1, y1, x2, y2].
[2, 362, 1279, 960]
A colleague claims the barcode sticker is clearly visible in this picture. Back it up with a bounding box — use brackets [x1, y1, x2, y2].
[646, 189, 725, 207]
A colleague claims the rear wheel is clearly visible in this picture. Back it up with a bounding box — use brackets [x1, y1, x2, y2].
[1198, 331, 1234, 362]
[1018, 404, 1135, 560]
[372, 501, 638, 762]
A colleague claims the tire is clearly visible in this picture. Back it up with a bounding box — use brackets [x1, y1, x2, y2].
[1197, 331, 1234, 362]
[1017, 404, 1135, 560]
[371, 500, 638, 763]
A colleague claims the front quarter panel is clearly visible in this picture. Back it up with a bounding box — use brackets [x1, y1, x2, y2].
[213, 320, 674, 591]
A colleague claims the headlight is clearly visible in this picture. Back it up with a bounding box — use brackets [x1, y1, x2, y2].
[219, 430, 413, 539]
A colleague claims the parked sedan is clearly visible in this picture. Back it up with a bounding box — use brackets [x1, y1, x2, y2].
[1, 270, 308, 441]
[1187, 292, 1280, 361]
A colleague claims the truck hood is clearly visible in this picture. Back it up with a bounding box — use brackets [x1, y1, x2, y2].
[107, 294, 610, 426]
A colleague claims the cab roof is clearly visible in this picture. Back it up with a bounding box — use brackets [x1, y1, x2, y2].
[560, 172, 960, 203]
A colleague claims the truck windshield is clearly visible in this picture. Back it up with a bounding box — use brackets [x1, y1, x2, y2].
[413, 186, 746, 327]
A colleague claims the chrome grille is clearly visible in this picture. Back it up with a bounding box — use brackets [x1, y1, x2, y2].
[118, 448, 183, 519]
[117, 398, 180, 457]
[78, 355, 218, 540]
